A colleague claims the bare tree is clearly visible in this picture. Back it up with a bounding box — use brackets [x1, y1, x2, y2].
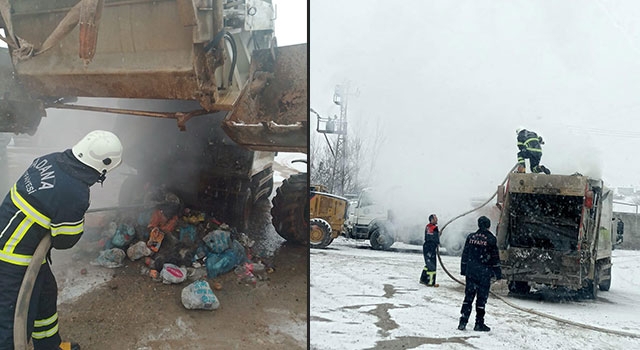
[310, 115, 386, 196]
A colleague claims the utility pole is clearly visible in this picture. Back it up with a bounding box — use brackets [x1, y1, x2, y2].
[331, 84, 348, 196]
[311, 83, 349, 196]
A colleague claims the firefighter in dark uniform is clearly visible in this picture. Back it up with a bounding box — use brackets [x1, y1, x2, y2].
[516, 127, 550, 174]
[457, 216, 502, 332]
[0, 130, 123, 350]
[420, 214, 440, 287]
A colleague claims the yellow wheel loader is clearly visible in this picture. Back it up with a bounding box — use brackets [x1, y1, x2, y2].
[310, 185, 348, 249]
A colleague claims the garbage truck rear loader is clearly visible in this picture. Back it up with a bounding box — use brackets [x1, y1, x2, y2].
[496, 173, 615, 298]
[0, 0, 308, 243]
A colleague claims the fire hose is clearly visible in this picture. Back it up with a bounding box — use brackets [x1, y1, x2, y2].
[435, 163, 640, 339]
[13, 203, 155, 349]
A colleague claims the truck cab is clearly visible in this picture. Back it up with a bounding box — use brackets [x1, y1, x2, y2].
[344, 187, 395, 250]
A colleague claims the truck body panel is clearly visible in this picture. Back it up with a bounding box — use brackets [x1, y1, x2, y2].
[496, 173, 613, 295]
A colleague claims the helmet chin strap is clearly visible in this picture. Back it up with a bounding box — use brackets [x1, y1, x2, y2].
[97, 170, 107, 186]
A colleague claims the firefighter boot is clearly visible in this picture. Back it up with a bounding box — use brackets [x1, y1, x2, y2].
[420, 267, 429, 285]
[517, 164, 526, 173]
[457, 317, 468, 331]
[540, 165, 551, 175]
[427, 271, 439, 287]
[474, 323, 491, 332]
[474, 308, 490, 331]
[59, 342, 81, 350]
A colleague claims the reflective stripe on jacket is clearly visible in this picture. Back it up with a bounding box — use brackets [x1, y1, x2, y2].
[0, 151, 92, 266]
[517, 130, 542, 153]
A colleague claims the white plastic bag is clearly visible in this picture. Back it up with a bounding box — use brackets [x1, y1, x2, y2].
[160, 263, 188, 284]
[181, 280, 220, 310]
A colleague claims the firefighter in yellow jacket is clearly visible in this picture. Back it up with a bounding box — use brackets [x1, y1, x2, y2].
[516, 127, 550, 174]
[0, 130, 123, 350]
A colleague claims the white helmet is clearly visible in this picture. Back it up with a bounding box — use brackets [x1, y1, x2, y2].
[515, 126, 526, 134]
[72, 130, 123, 174]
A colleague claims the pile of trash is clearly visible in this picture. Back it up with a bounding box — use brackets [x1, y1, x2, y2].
[86, 190, 271, 310]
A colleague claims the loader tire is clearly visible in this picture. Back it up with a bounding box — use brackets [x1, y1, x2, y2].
[310, 218, 333, 249]
[271, 173, 308, 245]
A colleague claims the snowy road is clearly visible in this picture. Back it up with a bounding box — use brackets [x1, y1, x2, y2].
[310, 238, 640, 350]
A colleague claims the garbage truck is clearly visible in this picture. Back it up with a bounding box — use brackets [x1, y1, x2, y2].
[0, 0, 307, 244]
[495, 172, 616, 298]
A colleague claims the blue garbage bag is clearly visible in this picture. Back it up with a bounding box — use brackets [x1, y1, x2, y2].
[205, 240, 247, 278]
[202, 230, 231, 254]
[179, 225, 197, 243]
[110, 223, 136, 248]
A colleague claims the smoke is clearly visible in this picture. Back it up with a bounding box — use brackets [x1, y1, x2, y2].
[5, 98, 122, 208]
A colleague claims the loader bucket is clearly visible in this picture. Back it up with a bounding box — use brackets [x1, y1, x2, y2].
[222, 43, 308, 153]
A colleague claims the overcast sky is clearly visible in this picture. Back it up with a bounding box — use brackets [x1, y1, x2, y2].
[311, 0, 640, 221]
[273, 0, 307, 45]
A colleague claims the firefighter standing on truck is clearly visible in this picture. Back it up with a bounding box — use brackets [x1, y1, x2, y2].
[516, 127, 550, 174]
[457, 216, 502, 332]
[0, 130, 123, 350]
[420, 214, 440, 287]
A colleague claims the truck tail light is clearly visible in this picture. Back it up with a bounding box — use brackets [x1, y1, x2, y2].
[585, 190, 594, 208]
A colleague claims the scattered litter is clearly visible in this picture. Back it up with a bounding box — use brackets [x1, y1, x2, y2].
[234, 263, 257, 285]
[205, 240, 247, 278]
[86, 187, 275, 311]
[179, 225, 197, 243]
[127, 241, 153, 261]
[212, 281, 222, 290]
[181, 280, 220, 310]
[108, 222, 135, 248]
[236, 232, 255, 248]
[160, 263, 188, 284]
[91, 248, 126, 268]
[186, 267, 208, 281]
[203, 230, 231, 254]
[147, 227, 165, 253]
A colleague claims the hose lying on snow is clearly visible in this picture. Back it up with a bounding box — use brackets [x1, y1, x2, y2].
[435, 163, 640, 339]
[14, 234, 51, 350]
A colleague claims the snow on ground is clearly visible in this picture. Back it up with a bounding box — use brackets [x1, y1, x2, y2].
[310, 237, 640, 350]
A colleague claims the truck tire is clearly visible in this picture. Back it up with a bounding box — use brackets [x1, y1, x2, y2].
[271, 173, 308, 245]
[444, 241, 464, 256]
[599, 267, 611, 291]
[369, 227, 394, 250]
[508, 281, 531, 294]
[310, 218, 333, 249]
